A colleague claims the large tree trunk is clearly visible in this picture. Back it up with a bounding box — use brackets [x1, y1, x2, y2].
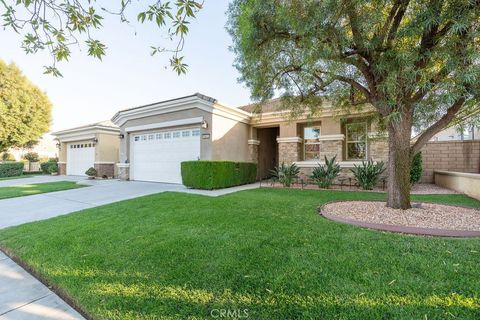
[386, 117, 412, 209]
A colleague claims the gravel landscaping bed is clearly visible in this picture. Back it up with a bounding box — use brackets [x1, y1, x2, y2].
[321, 201, 480, 232]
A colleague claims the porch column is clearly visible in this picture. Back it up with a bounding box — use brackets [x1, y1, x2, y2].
[277, 137, 303, 164]
[248, 140, 260, 163]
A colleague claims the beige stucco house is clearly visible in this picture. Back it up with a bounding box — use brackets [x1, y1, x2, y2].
[110, 93, 388, 183]
[52, 121, 120, 177]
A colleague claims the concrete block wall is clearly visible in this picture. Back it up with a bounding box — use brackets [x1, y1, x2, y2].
[420, 141, 480, 183]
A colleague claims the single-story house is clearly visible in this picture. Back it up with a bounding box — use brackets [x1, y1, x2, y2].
[110, 93, 388, 183]
[52, 121, 120, 177]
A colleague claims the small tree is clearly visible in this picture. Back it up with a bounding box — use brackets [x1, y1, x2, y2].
[23, 152, 40, 171]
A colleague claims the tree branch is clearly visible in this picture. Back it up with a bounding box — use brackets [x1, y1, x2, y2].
[411, 98, 465, 153]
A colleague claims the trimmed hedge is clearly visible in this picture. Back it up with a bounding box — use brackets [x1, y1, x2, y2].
[40, 161, 58, 174]
[0, 162, 24, 177]
[181, 161, 257, 190]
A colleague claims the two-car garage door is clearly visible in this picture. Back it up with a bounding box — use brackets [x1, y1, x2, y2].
[131, 128, 201, 184]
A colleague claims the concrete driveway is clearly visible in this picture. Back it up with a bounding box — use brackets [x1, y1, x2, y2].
[0, 175, 259, 319]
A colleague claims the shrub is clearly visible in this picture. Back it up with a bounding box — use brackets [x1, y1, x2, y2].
[410, 152, 423, 185]
[40, 161, 58, 174]
[23, 152, 39, 162]
[0, 162, 24, 177]
[270, 162, 300, 188]
[85, 167, 97, 177]
[350, 160, 386, 190]
[311, 156, 341, 189]
[181, 161, 257, 190]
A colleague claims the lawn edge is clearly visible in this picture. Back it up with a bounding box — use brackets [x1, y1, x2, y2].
[0, 246, 94, 320]
[318, 200, 480, 238]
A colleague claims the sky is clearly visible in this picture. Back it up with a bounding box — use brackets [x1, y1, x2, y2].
[0, 0, 252, 133]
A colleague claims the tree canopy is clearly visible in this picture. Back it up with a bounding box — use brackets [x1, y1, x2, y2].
[0, 60, 52, 151]
[1, 0, 203, 75]
[228, 0, 480, 208]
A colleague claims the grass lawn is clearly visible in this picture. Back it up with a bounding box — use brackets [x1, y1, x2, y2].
[0, 181, 85, 199]
[0, 189, 479, 319]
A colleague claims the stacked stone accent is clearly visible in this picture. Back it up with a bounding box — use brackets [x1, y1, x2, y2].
[278, 142, 302, 164]
[58, 163, 66, 175]
[319, 140, 343, 160]
[247, 140, 260, 163]
[117, 164, 130, 180]
[420, 140, 480, 183]
[94, 163, 115, 178]
[369, 138, 388, 162]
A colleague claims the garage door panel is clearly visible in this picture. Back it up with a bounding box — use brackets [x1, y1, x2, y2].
[131, 128, 200, 183]
[66, 143, 95, 176]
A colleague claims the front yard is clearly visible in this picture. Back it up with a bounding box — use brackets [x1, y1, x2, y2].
[0, 181, 85, 200]
[0, 188, 479, 319]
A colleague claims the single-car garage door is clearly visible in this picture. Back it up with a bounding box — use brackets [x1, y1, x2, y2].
[66, 143, 95, 176]
[131, 128, 201, 183]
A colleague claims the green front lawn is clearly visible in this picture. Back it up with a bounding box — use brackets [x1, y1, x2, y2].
[0, 181, 85, 200]
[0, 189, 479, 319]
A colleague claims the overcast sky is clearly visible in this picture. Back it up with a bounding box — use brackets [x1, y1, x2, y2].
[0, 0, 252, 132]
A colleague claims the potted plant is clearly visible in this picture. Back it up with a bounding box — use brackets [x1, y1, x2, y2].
[85, 167, 97, 179]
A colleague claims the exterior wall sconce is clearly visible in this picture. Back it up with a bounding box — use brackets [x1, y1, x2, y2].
[201, 120, 208, 129]
[92, 138, 99, 143]
[56, 142, 61, 150]
[119, 133, 125, 139]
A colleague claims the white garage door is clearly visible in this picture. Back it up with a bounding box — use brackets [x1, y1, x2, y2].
[131, 128, 201, 183]
[66, 143, 95, 176]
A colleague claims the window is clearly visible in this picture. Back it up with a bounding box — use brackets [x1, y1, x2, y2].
[192, 129, 200, 137]
[148, 134, 154, 140]
[141, 135, 147, 141]
[134, 136, 140, 142]
[303, 126, 321, 160]
[164, 132, 171, 139]
[182, 130, 190, 138]
[346, 122, 367, 160]
[173, 131, 181, 138]
[156, 133, 162, 140]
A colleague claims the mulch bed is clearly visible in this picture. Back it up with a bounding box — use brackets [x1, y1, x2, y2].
[320, 201, 480, 237]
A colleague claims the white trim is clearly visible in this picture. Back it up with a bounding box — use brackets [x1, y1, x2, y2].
[277, 137, 303, 143]
[112, 95, 251, 127]
[434, 170, 480, 180]
[53, 126, 119, 136]
[94, 162, 115, 165]
[58, 162, 66, 164]
[295, 160, 369, 168]
[116, 163, 130, 168]
[60, 134, 96, 143]
[368, 131, 388, 139]
[125, 117, 203, 133]
[316, 134, 345, 141]
[248, 139, 260, 145]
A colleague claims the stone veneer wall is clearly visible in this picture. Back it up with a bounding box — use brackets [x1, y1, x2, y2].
[278, 142, 302, 164]
[58, 163, 66, 175]
[369, 139, 389, 162]
[94, 163, 115, 178]
[319, 140, 343, 160]
[420, 140, 480, 183]
[248, 144, 259, 164]
[117, 165, 130, 180]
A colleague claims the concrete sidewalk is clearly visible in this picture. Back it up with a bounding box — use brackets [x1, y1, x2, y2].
[0, 176, 260, 319]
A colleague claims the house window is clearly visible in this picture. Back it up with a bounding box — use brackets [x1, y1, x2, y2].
[182, 130, 190, 138]
[134, 136, 140, 142]
[304, 126, 321, 160]
[141, 135, 147, 141]
[192, 129, 200, 137]
[164, 132, 171, 139]
[346, 122, 367, 160]
[156, 133, 162, 140]
[148, 134, 154, 140]
[173, 132, 181, 138]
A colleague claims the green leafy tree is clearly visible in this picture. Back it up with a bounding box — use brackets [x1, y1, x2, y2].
[1, 0, 203, 75]
[228, 0, 480, 209]
[0, 60, 52, 152]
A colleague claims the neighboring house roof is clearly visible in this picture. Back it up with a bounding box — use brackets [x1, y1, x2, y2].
[52, 120, 119, 136]
[239, 98, 283, 113]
